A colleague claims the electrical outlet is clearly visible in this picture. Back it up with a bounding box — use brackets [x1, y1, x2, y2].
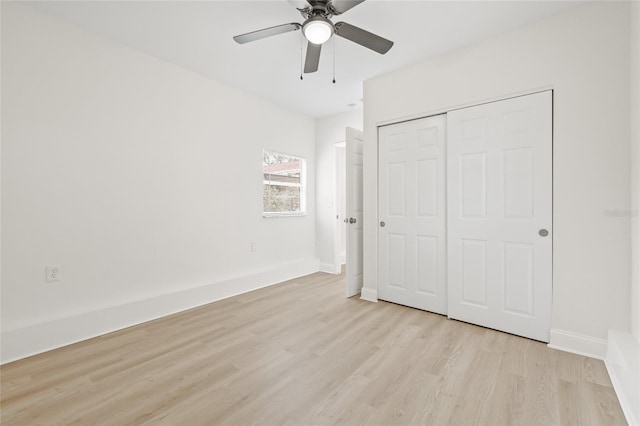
[46, 265, 61, 282]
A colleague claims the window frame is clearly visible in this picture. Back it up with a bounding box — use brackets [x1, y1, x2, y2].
[262, 149, 307, 218]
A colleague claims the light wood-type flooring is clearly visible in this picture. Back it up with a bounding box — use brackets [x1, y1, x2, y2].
[0, 272, 627, 425]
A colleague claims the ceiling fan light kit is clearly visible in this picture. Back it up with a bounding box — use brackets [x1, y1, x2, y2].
[303, 16, 334, 45]
[233, 0, 393, 76]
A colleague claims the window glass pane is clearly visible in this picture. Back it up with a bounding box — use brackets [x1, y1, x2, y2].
[263, 185, 301, 212]
[263, 150, 305, 215]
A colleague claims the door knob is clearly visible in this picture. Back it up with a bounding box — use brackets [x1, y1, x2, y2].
[380, 221, 386, 227]
[349, 217, 357, 224]
[344, 218, 349, 223]
[538, 229, 549, 237]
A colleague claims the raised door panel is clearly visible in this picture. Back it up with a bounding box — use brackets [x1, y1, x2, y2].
[461, 239, 488, 307]
[416, 159, 438, 218]
[416, 235, 438, 296]
[502, 242, 534, 317]
[460, 153, 487, 219]
[386, 162, 407, 217]
[503, 148, 534, 219]
[387, 234, 406, 289]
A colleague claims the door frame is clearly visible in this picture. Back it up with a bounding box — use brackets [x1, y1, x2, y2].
[332, 141, 346, 275]
[372, 89, 555, 295]
[373, 90, 554, 335]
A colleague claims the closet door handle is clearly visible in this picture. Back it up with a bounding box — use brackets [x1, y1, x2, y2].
[349, 217, 357, 224]
[539, 229, 549, 237]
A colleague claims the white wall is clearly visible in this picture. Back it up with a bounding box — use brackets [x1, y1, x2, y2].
[630, 3, 640, 422]
[605, 3, 640, 424]
[362, 2, 631, 358]
[1, 3, 317, 363]
[315, 108, 363, 273]
[630, 0, 640, 353]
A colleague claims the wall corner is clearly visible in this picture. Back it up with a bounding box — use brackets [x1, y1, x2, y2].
[605, 329, 640, 426]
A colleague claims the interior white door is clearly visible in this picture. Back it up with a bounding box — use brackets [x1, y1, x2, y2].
[378, 115, 447, 314]
[345, 127, 364, 297]
[447, 91, 552, 342]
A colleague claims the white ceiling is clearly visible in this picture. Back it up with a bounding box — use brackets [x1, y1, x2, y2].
[27, 0, 586, 118]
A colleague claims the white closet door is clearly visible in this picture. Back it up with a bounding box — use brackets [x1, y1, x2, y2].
[378, 115, 447, 314]
[447, 91, 552, 342]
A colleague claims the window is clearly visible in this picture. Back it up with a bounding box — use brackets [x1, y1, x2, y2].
[263, 150, 306, 216]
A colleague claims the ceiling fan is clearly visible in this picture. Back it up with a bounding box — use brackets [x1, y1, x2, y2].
[233, 0, 394, 74]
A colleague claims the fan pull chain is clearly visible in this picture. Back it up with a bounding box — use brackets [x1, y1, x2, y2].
[300, 31, 304, 80]
[332, 36, 336, 84]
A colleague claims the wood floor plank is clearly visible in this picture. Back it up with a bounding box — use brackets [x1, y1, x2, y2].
[0, 271, 627, 425]
[522, 340, 562, 425]
[485, 371, 528, 426]
[448, 348, 503, 425]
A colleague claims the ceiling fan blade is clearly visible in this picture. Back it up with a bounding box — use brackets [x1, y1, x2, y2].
[334, 22, 393, 54]
[304, 42, 322, 73]
[288, 0, 311, 11]
[233, 23, 301, 44]
[330, 0, 366, 15]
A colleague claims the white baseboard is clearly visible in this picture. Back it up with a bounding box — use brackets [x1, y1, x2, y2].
[360, 287, 378, 303]
[548, 328, 608, 359]
[319, 262, 340, 274]
[605, 330, 640, 426]
[0, 258, 319, 365]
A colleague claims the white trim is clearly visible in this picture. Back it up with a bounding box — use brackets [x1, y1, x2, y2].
[263, 212, 307, 218]
[332, 143, 346, 277]
[360, 287, 378, 303]
[263, 148, 307, 217]
[262, 180, 303, 188]
[375, 86, 555, 128]
[605, 330, 640, 426]
[547, 328, 608, 359]
[319, 262, 340, 274]
[1, 258, 320, 365]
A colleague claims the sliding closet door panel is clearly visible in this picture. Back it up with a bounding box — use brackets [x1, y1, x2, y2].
[447, 91, 552, 342]
[379, 115, 447, 314]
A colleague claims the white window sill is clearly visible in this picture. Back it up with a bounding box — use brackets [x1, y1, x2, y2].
[263, 212, 307, 218]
